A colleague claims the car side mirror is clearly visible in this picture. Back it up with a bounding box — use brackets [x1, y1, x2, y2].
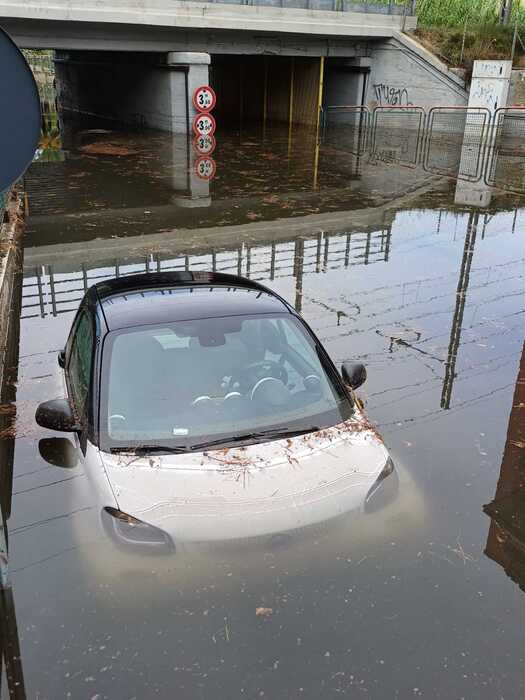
[38, 437, 79, 468]
[341, 362, 367, 390]
[58, 350, 66, 368]
[35, 399, 81, 432]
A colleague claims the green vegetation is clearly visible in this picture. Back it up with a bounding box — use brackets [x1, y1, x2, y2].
[411, 1, 525, 68]
[415, 23, 525, 67]
[417, 0, 525, 28]
[23, 50, 62, 158]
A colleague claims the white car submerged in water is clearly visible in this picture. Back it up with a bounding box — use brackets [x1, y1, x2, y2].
[36, 271, 396, 552]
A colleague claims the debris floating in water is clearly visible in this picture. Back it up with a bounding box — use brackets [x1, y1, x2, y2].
[80, 143, 140, 157]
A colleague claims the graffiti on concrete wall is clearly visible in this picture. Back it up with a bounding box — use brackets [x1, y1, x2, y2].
[373, 83, 413, 107]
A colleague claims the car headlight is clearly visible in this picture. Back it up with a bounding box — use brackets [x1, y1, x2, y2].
[102, 507, 174, 552]
[364, 457, 398, 514]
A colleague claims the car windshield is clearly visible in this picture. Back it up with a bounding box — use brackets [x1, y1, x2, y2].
[100, 313, 352, 451]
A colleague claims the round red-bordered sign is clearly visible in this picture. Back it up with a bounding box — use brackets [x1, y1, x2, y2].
[192, 85, 216, 113]
[193, 112, 216, 137]
[193, 133, 216, 156]
[195, 156, 217, 181]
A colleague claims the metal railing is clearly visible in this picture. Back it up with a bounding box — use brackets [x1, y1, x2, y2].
[485, 107, 525, 193]
[196, 0, 416, 15]
[371, 106, 425, 168]
[423, 107, 490, 182]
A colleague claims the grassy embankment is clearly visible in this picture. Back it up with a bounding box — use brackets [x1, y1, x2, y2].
[411, 0, 525, 69]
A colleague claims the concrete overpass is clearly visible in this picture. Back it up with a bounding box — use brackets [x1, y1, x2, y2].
[0, 1, 416, 51]
[0, 1, 465, 153]
[0, 2, 433, 140]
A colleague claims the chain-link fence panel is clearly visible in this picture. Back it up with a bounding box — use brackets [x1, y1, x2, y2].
[485, 107, 525, 194]
[371, 107, 425, 168]
[423, 107, 489, 182]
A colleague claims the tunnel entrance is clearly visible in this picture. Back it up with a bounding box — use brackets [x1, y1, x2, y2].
[51, 50, 367, 136]
[210, 55, 324, 131]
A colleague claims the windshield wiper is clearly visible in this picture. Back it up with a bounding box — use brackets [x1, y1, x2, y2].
[110, 427, 320, 456]
[111, 445, 189, 455]
[191, 426, 319, 452]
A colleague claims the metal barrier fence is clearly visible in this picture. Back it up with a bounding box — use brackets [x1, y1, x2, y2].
[485, 107, 525, 193]
[423, 107, 490, 182]
[22, 227, 392, 319]
[370, 106, 425, 168]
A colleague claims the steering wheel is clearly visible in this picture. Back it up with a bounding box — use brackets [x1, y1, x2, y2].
[232, 360, 288, 394]
[109, 414, 127, 433]
[110, 414, 126, 423]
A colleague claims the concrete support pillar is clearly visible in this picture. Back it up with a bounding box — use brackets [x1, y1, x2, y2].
[166, 52, 210, 134]
[166, 52, 212, 205]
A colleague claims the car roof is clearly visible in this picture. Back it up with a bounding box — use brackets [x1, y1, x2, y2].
[91, 271, 292, 331]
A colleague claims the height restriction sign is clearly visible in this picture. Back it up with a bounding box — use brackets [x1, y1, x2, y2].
[192, 112, 216, 137]
[193, 133, 216, 156]
[195, 156, 217, 181]
[193, 86, 216, 113]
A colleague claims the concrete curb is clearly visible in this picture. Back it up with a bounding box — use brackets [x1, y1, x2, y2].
[0, 190, 24, 390]
[0, 189, 25, 589]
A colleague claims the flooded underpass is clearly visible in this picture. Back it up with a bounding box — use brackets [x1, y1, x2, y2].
[3, 113, 525, 698]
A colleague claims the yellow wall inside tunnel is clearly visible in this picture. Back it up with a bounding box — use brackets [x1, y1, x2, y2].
[211, 55, 323, 130]
[293, 57, 324, 128]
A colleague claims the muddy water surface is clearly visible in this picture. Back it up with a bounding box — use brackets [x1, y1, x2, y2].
[3, 123, 525, 699]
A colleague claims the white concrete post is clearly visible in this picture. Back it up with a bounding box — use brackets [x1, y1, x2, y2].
[455, 60, 512, 207]
[467, 60, 512, 114]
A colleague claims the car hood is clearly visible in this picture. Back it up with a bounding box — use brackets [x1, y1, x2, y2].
[99, 415, 390, 542]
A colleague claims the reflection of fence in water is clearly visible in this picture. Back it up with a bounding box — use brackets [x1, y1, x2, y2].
[22, 228, 391, 319]
[320, 105, 525, 194]
[423, 107, 489, 182]
[486, 108, 525, 194]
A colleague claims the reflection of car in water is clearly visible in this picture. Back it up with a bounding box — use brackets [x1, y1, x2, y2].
[36, 271, 401, 555]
